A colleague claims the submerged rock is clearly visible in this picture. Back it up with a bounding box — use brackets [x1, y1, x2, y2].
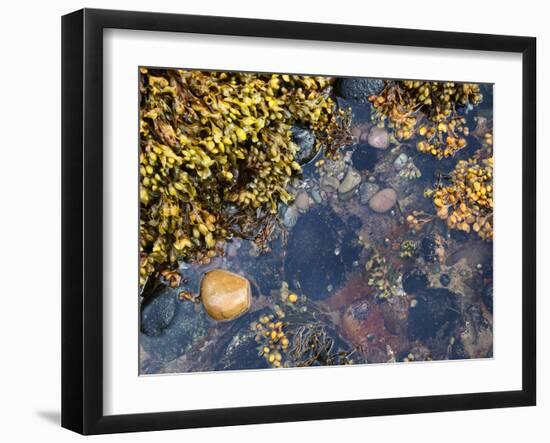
[368, 188, 397, 213]
[367, 127, 390, 149]
[200, 269, 251, 321]
[284, 207, 346, 299]
[482, 284, 493, 314]
[210, 309, 271, 371]
[402, 268, 429, 294]
[336, 78, 385, 102]
[291, 125, 317, 165]
[420, 235, 438, 263]
[408, 288, 460, 342]
[351, 122, 371, 143]
[338, 167, 361, 196]
[140, 285, 177, 337]
[393, 153, 409, 171]
[140, 296, 210, 373]
[342, 298, 398, 363]
[320, 175, 340, 193]
[237, 237, 285, 296]
[440, 273, 451, 287]
[311, 188, 322, 204]
[359, 182, 380, 205]
[294, 190, 310, 213]
[347, 214, 363, 232]
[283, 204, 299, 228]
[351, 144, 379, 171]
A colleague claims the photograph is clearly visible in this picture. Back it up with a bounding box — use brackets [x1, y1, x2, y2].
[0, 0, 544, 439]
[138, 68, 494, 375]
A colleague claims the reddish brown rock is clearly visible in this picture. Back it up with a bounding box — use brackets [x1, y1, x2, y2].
[342, 298, 392, 362]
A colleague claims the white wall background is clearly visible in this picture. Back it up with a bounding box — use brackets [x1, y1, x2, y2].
[0, 0, 545, 441]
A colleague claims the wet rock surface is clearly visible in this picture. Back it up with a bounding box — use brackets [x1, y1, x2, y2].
[294, 190, 310, 213]
[402, 268, 429, 294]
[421, 235, 439, 263]
[338, 167, 361, 198]
[284, 207, 348, 299]
[408, 288, 460, 343]
[461, 302, 493, 358]
[342, 297, 403, 362]
[440, 273, 451, 287]
[238, 239, 285, 296]
[351, 144, 379, 171]
[482, 284, 493, 314]
[335, 78, 385, 102]
[393, 153, 409, 171]
[282, 204, 298, 228]
[209, 310, 271, 371]
[359, 182, 380, 205]
[320, 175, 340, 193]
[291, 125, 317, 165]
[367, 127, 390, 150]
[140, 295, 211, 374]
[140, 285, 177, 337]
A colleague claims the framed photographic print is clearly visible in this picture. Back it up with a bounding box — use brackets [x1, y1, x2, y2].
[61, 8, 536, 435]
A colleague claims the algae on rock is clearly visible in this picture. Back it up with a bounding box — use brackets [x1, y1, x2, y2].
[139, 69, 352, 285]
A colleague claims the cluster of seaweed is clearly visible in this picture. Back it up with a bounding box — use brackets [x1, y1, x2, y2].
[368, 80, 483, 158]
[251, 283, 357, 367]
[399, 240, 419, 259]
[287, 324, 356, 367]
[252, 313, 289, 368]
[139, 69, 351, 285]
[365, 247, 402, 299]
[250, 282, 297, 368]
[428, 145, 493, 240]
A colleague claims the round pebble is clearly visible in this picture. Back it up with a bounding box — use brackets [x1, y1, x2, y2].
[294, 190, 310, 213]
[440, 273, 451, 287]
[368, 188, 397, 213]
[367, 127, 390, 149]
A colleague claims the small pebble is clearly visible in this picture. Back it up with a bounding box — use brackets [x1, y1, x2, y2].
[294, 190, 310, 213]
[393, 152, 409, 171]
[367, 127, 390, 149]
[440, 274, 451, 287]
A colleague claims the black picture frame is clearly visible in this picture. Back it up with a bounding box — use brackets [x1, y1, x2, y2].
[62, 8, 537, 435]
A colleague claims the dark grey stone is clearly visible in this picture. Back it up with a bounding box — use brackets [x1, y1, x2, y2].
[335, 78, 385, 102]
[140, 293, 211, 372]
[140, 285, 177, 337]
[284, 207, 346, 299]
[408, 288, 460, 342]
[351, 144, 379, 171]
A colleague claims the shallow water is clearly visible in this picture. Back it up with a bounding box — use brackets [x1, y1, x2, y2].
[139, 78, 494, 375]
